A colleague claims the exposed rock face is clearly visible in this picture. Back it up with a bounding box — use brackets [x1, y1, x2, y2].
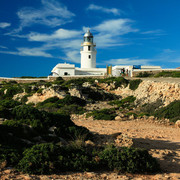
[27, 88, 66, 104]
[115, 80, 180, 106]
[175, 120, 180, 128]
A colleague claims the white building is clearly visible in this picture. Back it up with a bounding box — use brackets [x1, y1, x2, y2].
[50, 29, 162, 77]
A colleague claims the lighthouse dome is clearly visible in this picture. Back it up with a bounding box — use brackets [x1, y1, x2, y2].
[84, 29, 93, 37]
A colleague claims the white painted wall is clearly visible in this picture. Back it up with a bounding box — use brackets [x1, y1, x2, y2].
[81, 43, 96, 69]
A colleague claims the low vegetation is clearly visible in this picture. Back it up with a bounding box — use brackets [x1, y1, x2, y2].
[154, 100, 180, 122]
[154, 71, 180, 78]
[0, 76, 166, 175]
[98, 77, 129, 89]
[109, 96, 136, 109]
[86, 108, 117, 120]
[136, 72, 153, 77]
[129, 79, 142, 90]
[136, 71, 180, 78]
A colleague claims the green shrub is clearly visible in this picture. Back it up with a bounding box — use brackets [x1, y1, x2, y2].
[53, 77, 65, 85]
[60, 95, 86, 106]
[0, 99, 21, 108]
[82, 87, 119, 101]
[0, 105, 11, 119]
[61, 78, 94, 87]
[36, 88, 43, 94]
[21, 94, 31, 104]
[154, 71, 180, 78]
[154, 100, 180, 122]
[57, 104, 85, 115]
[129, 79, 142, 90]
[3, 86, 23, 99]
[17, 143, 98, 174]
[17, 143, 58, 174]
[86, 108, 117, 120]
[0, 145, 21, 166]
[98, 77, 129, 89]
[140, 99, 163, 115]
[136, 72, 153, 77]
[109, 96, 136, 109]
[98, 146, 160, 173]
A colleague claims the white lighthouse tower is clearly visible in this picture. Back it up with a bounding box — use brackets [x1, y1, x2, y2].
[80, 29, 97, 68]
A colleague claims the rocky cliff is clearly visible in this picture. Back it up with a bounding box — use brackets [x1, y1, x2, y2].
[114, 80, 180, 107]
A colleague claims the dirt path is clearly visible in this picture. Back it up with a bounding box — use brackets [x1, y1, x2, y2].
[72, 118, 180, 179]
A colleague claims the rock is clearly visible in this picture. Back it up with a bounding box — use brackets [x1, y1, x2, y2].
[49, 126, 57, 132]
[69, 88, 82, 98]
[175, 120, 180, 128]
[114, 80, 180, 107]
[115, 134, 133, 147]
[0, 160, 7, 170]
[115, 116, 123, 121]
[85, 140, 95, 146]
[129, 114, 135, 120]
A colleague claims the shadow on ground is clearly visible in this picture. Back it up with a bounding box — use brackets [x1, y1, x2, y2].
[132, 138, 180, 173]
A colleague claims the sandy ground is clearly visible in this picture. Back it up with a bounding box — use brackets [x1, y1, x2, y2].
[71, 118, 180, 179]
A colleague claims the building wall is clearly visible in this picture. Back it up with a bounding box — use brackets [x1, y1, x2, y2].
[52, 68, 75, 76]
[80, 43, 96, 68]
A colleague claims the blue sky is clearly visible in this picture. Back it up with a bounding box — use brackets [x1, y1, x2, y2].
[0, 0, 180, 77]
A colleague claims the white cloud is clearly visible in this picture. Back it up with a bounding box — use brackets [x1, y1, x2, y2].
[65, 50, 80, 63]
[93, 19, 138, 48]
[94, 19, 138, 35]
[0, 47, 52, 58]
[28, 29, 82, 42]
[0, 22, 11, 28]
[104, 58, 150, 65]
[0, 45, 8, 49]
[141, 29, 164, 35]
[13, 0, 75, 33]
[87, 4, 121, 16]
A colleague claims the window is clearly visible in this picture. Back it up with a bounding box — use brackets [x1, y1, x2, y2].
[64, 72, 68, 75]
[89, 55, 91, 59]
[88, 46, 91, 51]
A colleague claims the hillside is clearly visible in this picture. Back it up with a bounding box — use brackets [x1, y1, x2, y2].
[0, 77, 180, 179]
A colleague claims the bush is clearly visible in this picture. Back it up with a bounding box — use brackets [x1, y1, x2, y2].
[154, 71, 180, 78]
[60, 95, 86, 106]
[17, 143, 98, 174]
[86, 108, 117, 120]
[3, 86, 23, 99]
[82, 87, 119, 101]
[17, 143, 58, 174]
[57, 104, 85, 115]
[129, 79, 142, 90]
[136, 72, 153, 77]
[98, 145, 160, 173]
[154, 100, 180, 122]
[109, 96, 136, 109]
[17, 144, 160, 174]
[61, 78, 95, 88]
[98, 77, 129, 89]
[0, 99, 21, 108]
[0, 145, 21, 166]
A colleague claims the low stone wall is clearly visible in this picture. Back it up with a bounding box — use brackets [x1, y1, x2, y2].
[0, 75, 107, 83]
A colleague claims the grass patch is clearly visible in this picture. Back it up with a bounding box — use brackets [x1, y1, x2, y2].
[98, 77, 129, 89]
[154, 71, 180, 78]
[154, 100, 180, 122]
[129, 79, 142, 90]
[109, 96, 136, 109]
[136, 72, 153, 77]
[86, 108, 117, 120]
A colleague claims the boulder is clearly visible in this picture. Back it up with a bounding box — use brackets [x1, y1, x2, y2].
[175, 120, 180, 128]
[115, 116, 123, 121]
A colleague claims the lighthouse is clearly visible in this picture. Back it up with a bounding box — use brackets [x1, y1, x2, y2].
[80, 29, 97, 68]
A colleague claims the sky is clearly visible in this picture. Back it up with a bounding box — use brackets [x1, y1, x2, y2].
[0, 0, 180, 77]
